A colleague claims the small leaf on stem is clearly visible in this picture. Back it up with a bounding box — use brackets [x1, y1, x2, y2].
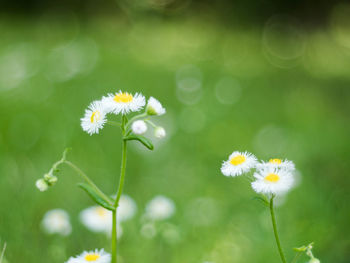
[123, 135, 154, 150]
[78, 183, 115, 211]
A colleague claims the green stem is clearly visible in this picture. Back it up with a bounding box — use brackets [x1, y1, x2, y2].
[125, 112, 147, 130]
[290, 252, 302, 263]
[0, 242, 6, 263]
[111, 115, 129, 263]
[111, 210, 117, 263]
[63, 161, 113, 205]
[270, 195, 287, 263]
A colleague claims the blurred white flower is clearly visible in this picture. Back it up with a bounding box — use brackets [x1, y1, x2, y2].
[251, 167, 294, 195]
[131, 120, 147, 135]
[102, 91, 145, 115]
[140, 222, 157, 239]
[221, 151, 257, 177]
[81, 101, 107, 135]
[41, 209, 72, 236]
[117, 195, 137, 222]
[257, 158, 295, 171]
[80, 206, 112, 233]
[145, 195, 175, 221]
[146, 97, 166, 116]
[66, 249, 110, 263]
[36, 179, 48, 192]
[154, 127, 166, 138]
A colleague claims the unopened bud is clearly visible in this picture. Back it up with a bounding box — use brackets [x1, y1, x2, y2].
[36, 179, 49, 192]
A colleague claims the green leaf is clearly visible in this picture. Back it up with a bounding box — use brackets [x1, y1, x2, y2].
[77, 183, 115, 211]
[123, 135, 154, 150]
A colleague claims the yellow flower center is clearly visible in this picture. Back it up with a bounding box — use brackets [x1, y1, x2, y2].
[265, 173, 280, 182]
[85, 254, 100, 261]
[114, 92, 133, 103]
[96, 207, 107, 218]
[230, 155, 246, 166]
[90, 111, 101, 123]
[269, 158, 282, 164]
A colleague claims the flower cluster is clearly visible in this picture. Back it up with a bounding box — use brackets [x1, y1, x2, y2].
[221, 151, 296, 195]
[81, 91, 166, 137]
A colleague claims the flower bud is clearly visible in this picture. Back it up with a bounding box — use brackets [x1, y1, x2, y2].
[44, 173, 58, 186]
[154, 127, 166, 138]
[131, 120, 147, 135]
[36, 179, 49, 192]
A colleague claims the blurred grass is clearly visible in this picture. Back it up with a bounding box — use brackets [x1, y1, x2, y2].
[0, 14, 350, 263]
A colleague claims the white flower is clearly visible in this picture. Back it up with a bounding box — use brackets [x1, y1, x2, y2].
[308, 259, 320, 263]
[117, 195, 137, 222]
[251, 167, 294, 195]
[80, 206, 112, 233]
[154, 127, 166, 138]
[79, 206, 123, 237]
[102, 91, 145, 115]
[131, 120, 147, 135]
[41, 209, 72, 236]
[257, 158, 295, 171]
[145, 195, 175, 221]
[36, 179, 48, 191]
[65, 249, 110, 263]
[146, 97, 166, 116]
[81, 101, 107, 135]
[220, 151, 257, 177]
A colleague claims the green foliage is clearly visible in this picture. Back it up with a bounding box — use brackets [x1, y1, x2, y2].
[77, 183, 115, 211]
[123, 135, 154, 150]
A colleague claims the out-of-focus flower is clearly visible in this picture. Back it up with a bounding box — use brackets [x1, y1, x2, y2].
[36, 179, 49, 192]
[41, 209, 72, 236]
[102, 91, 145, 115]
[79, 206, 112, 233]
[251, 167, 294, 195]
[154, 127, 166, 138]
[131, 120, 147, 135]
[221, 151, 257, 177]
[117, 195, 137, 222]
[146, 97, 166, 116]
[257, 158, 295, 171]
[145, 195, 175, 221]
[81, 101, 107, 135]
[65, 249, 110, 263]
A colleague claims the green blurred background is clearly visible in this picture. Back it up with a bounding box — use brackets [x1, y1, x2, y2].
[1, 0, 350, 262]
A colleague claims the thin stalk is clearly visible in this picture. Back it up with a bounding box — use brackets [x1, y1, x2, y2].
[64, 161, 113, 205]
[0, 242, 6, 263]
[290, 251, 302, 263]
[111, 115, 129, 263]
[111, 210, 117, 263]
[125, 112, 147, 130]
[270, 195, 287, 263]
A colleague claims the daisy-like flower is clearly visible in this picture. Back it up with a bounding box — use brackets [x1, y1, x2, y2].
[66, 249, 110, 263]
[41, 209, 72, 236]
[154, 126, 166, 138]
[81, 101, 107, 135]
[131, 120, 147, 135]
[145, 195, 175, 221]
[257, 158, 295, 171]
[102, 91, 145, 115]
[221, 151, 257, 177]
[146, 97, 166, 116]
[251, 167, 294, 195]
[80, 206, 112, 233]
